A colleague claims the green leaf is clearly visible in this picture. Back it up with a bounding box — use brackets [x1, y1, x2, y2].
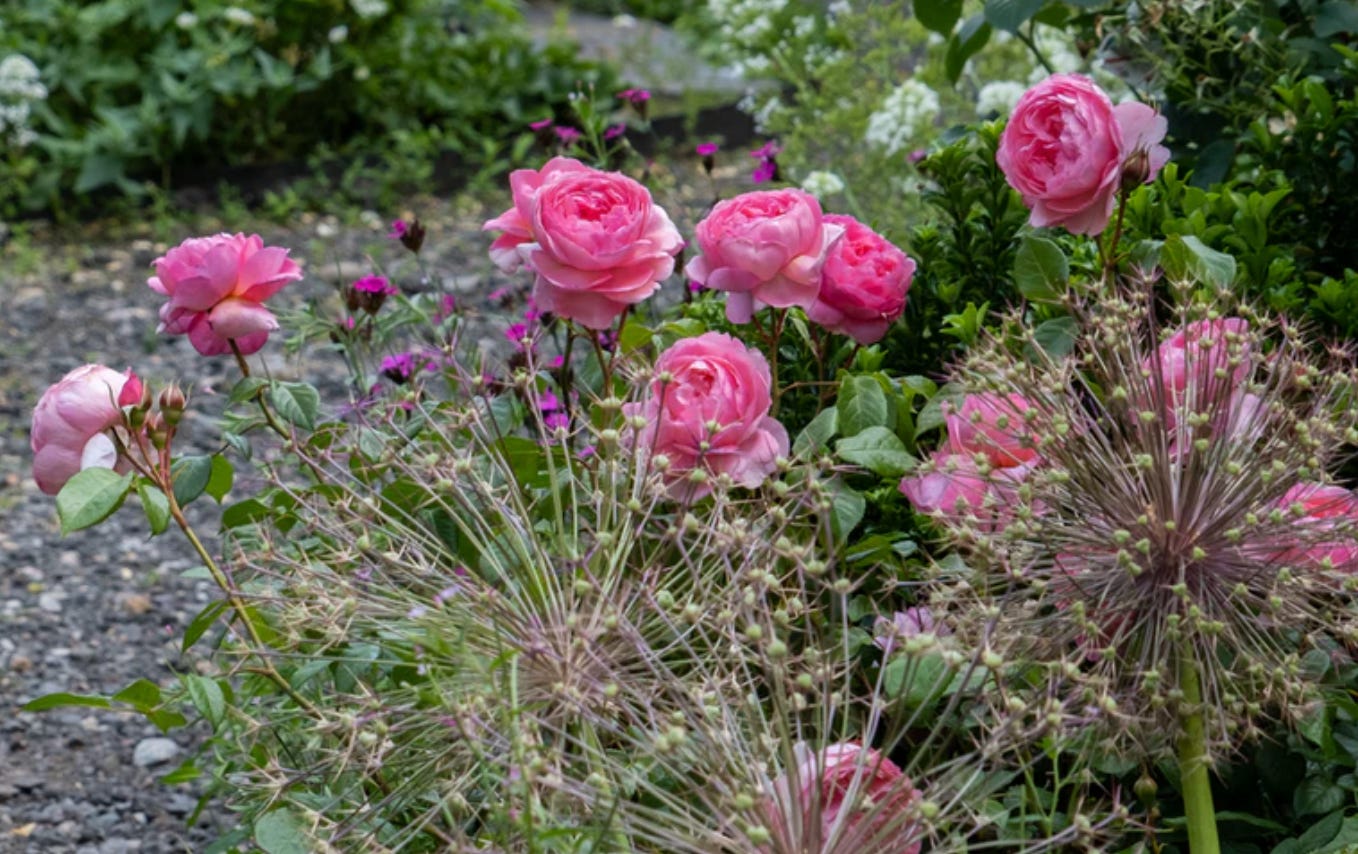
[619, 320, 653, 354]
[915, 0, 963, 35]
[185, 675, 226, 729]
[23, 692, 111, 712]
[136, 480, 170, 535]
[229, 376, 269, 404]
[1294, 777, 1347, 817]
[945, 15, 993, 83]
[1296, 808, 1344, 849]
[793, 407, 839, 457]
[205, 455, 233, 502]
[172, 455, 213, 507]
[838, 375, 890, 437]
[1162, 234, 1236, 288]
[222, 498, 271, 529]
[269, 381, 320, 430]
[255, 808, 310, 854]
[828, 482, 866, 541]
[984, 0, 1047, 32]
[1315, 1, 1358, 38]
[1030, 316, 1079, 357]
[56, 468, 133, 534]
[835, 426, 915, 477]
[74, 153, 125, 194]
[159, 761, 201, 785]
[1013, 235, 1069, 302]
[112, 678, 162, 712]
[883, 652, 953, 706]
[183, 600, 228, 653]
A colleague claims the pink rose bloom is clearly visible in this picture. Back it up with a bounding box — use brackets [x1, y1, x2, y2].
[685, 189, 845, 324]
[806, 215, 915, 345]
[625, 332, 788, 499]
[765, 741, 922, 854]
[1276, 483, 1358, 572]
[874, 606, 950, 653]
[946, 393, 1039, 468]
[1152, 318, 1251, 400]
[149, 233, 303, 357]
[482, 157, 683, 329]
[899, 452, 1032, 531]
[31, 365, 132, 495]
[997, 74, 1169, 235]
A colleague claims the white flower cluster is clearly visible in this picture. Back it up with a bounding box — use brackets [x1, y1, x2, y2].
[222, 6, 256, 26]
[975, 80, 1027, 117]
[864, 79, 940, 156]
[800, 170, 845, 198]
[708, 0, 788, 50]
[350, 0, 391, 19]
[1028, 25, 1083, 83]
[0, 55, 46, 148]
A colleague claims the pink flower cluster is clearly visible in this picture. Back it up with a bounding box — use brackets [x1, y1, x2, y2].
[482, 157, 684, 329]
[998, 74, 1170, 235]
[765, 742, 922, 854]
[684, 190, 914, 340]
[624, 332, 788, 499]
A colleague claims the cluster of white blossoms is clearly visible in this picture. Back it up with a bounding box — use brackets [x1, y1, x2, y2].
[975, 80, 1027, 117]
[708, 0, 789, 51]
[222, 6, 256, 26]
[0, 55, 46, 148]
[864, 78, 940, 156]
[350, 0, 391, 19]
[800, 170, 846, 198]
[1027, 25, 1084, 83]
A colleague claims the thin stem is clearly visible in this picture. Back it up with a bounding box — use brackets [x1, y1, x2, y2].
[229, 339, 293, 441]
[1017, 21, 1056, 76]
[1177, 648, 1220, 854]
[166, 495, 320, 717]
[769, 309, 786, 417]
[229, 339, 252, 378]
[1102, 188, 1132, 283]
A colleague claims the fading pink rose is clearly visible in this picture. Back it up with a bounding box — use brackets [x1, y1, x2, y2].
[685, 189, 844, 324]
[482, 157, 683, 329]
[765, 741, 922, 854]
[31, 365, 131, 495]
[997, 74, 1169, 235]
[899, 452, 1032, 531]
[624, 332, 788, 499]
[874, 606, 950, 653]
[149, 233, 303, 356]
[1152, 318, 1252, 401]
[946, 393, 1039, 468]
[1277, 483, 1358, 572]
[806, 215, 915, 344]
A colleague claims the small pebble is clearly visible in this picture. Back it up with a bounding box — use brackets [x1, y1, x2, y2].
[132, 737, 179, 768]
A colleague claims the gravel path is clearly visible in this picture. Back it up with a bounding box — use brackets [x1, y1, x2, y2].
[0, 158, 744, 851]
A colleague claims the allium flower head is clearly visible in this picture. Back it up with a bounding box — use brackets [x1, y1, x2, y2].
[937, 286, 1358, 755]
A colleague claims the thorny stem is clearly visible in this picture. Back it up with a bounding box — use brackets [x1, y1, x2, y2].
[1177, 648, 1221, 854]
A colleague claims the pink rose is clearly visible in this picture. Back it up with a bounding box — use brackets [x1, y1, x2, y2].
[149, 233, 303, 357]
[765, 742, 922, 854]
[1277, 483, 1358, 572]
[946, 393, 1039, 468]
[806, 214, 915, 344]
[625, 332, 789, 499]
[483, 157, 683, 329]
[997, 74, 1169, 235]
[685, 189, 845, 324]
[1152, 318, 1251, 400]
[31, 365, 131, 495]
[899, 452, 1032, 531]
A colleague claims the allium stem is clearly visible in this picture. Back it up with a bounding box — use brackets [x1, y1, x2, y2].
[1177, 650, 1220, 854]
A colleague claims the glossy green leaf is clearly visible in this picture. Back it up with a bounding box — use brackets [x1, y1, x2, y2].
[1013, 235, 1068, 302]
[23, 692, 112, 712]
[56, 468, 133, 534]
[793, 406, 839, 457]
[171, 455, 213, 507]
[835, 426, 915, 477]
[136, 480, 170, 535]
[984, 0, 1047, 32]
[185, 675, 226, 729]
[205, 455, 233, 502]
[269, 381, 320, 430]
[1162, 234, 1236, 288]
[915, 0, 963, 35]
[838, 375, 890, 437]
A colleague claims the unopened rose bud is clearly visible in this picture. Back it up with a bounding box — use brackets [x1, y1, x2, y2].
[117, 370, 145, 408]
[1121, 148, 1152, 193]
[145, 411, 169, 450]
[159, 384, 187, 426]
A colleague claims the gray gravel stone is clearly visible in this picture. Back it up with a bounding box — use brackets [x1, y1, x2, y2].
[132, 737, 180, 768]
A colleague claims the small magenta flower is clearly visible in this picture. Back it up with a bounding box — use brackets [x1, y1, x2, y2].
[696, 142, 719, 157]
[544, 412, 570, 431]
[604, 123, 627, 141]
[750, 141, 782, 184]
[350, 274, 398, 314]
[380, 352, 426, 385]
[554, 126, 582, 144]
[529, 117, 554, 132]
[618, 87, 650, 104]
[388, 220, 408, 241]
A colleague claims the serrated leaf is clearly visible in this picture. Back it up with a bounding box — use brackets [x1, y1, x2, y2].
[835, 426, 915, 477]
[185, 675, 226, 729]
[228, 376, 269, 404]
[1013, 235, 1068, 302]
[183, 600, 228, 653]
[269, 382, 320, 430]
[136, 480, 170, 535]
[838, 375, 890, 437]
[112, 678, 162, 712]
[794, 407, 839, 457]
[171, 455, 213, 507]
[56, 468, 133, 534]
[984, 0, 1047, 32]
[205, 455, 233, 502]
[23, 692, 112, 712]
[916, 0, 963, 35]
